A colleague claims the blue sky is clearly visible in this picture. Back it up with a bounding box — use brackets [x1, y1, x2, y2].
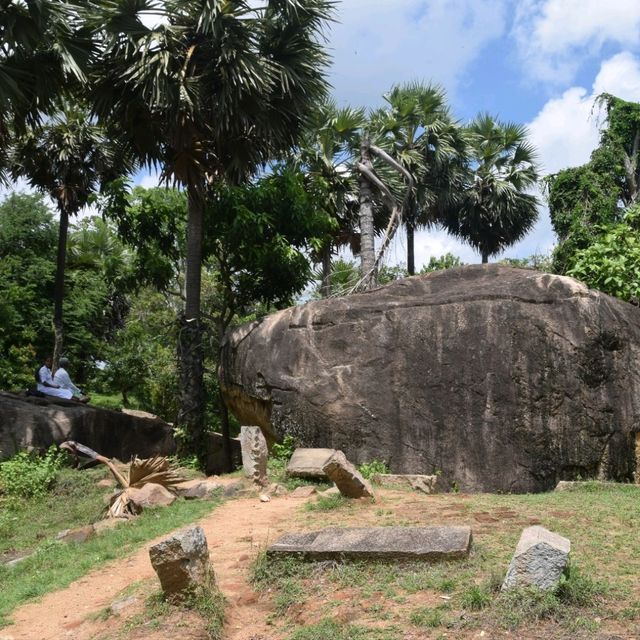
[321, 0, 640, 267]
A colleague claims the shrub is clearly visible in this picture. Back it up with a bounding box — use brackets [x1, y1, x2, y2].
[0, 447, 65, 502]
[358, 459, 389, 479]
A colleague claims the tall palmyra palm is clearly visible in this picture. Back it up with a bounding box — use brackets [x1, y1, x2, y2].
[12, 103, 130, 366]
[450, 114, 540, 263]
[89, 0, 333, 454]
[0, 1, 90, 180]
[371, 82, 468, 275]
[295, 101, 365, 296]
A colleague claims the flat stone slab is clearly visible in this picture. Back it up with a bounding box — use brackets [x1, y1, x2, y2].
[554, 480, 639, 491]
[372, 474, 439, 493]
[268, 526, 472, 561]
[286, 448, 336, 478]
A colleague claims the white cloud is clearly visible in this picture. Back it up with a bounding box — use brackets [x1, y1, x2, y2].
[329, 0, 508, 109]
[514, 0, 640, 83]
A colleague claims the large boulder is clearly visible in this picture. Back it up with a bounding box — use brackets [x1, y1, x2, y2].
[0, 392, 175, 461]
[220, 265, 640, 493]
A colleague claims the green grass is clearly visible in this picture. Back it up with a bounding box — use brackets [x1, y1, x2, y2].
[303, 492, 347, 511]
[258, 484, 639, 639]
[89, 392, 145, 412]
[0, 480, 222, 627]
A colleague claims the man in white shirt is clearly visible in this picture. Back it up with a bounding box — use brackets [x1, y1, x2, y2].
[37, 356, 73, 400]
[54, 357, 90, 403]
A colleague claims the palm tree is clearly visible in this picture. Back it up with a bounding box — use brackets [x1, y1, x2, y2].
[371, 82, 469, 275]
[89, 0, 333, 456]
[0, 1, 91, 180]
[294, 102, 365, 296]
[11, 103, 131, 366]
[449, 114, 540, 263]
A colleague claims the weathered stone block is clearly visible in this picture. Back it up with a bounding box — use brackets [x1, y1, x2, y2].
[149, 526, 212, 600]
[268, 526, 472, 561]
[286, 448, 335, 478]
[175, 478, 221, 499]
[502, 526, 570, 591]
[322, 450, 373, 498]
[125, 483, 176, 511]
[240, 426, 268, 486]
[372, 473, 439, 493]
[290, 486, 317, 498]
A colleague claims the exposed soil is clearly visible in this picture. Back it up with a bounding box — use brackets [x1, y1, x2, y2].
[2, 484, 639, 640]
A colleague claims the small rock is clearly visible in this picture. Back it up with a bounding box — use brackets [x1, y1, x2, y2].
[175, 478, 221, 499]
[259, 494, 271, 502]
[502, 526, 570, 591]
[93, 518, 128, 535]
[109, 596, 138, 614]
[322, 451, 374, 499]
[223, 480, 246, 498]
[290, 486, 317, 498]
[268, 483, 288, 496]
[56, 526, 95, 544]
[322, 486, 341, 495]
[126, 483, 176, 510]
[149, 526, 213, 601]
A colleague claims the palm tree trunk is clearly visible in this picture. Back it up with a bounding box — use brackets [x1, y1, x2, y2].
[406, 219, 416, 275]
[320, 244, 332, 297]
[359, 139, 376, 289]
[178, 185, 205, 459]
[52, 208, 69, 368]
[482, 250, 489, 264]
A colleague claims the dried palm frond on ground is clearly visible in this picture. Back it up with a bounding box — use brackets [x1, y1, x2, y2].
[59, 441, 184, 518]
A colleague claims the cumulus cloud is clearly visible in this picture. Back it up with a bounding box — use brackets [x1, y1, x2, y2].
[329, 0, 508, 108]
[514, 0, 640, 83]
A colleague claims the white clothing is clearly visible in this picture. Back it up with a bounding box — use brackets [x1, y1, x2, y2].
[53, 367, 82, 396]
[37, 365, 73, 399]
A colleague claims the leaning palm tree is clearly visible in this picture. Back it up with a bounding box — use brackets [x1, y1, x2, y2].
[372, 83, 468, 275]
[0, 1, 91, 181]
[294, 101, 365, 296]
[89, 0, 333, 457]
[449, 114, 540, 263]
[11, 103, 132, 366]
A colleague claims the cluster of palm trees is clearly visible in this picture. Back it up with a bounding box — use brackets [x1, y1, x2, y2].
[1, 1, 540, 455]
[296, 84, 541, 293]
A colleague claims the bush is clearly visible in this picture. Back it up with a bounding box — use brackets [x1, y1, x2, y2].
[0, 447, 65, 502]
[358, 459, 389, 479]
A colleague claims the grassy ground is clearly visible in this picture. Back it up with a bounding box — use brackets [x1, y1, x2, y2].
[0, 465, 222, 627]
[251, 482, 640, 640]
[89, 392, 145, 412]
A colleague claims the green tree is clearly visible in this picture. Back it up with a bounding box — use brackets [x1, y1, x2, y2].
[0, 193, 56, 388]
[293, 101, 364, 296]
[0, 1, 91, 180]
[11, 103, 132, 367]
[372, 82, 468, 275]
[90, 0, 333, 455]
[448, 114, 540, 263]
[420, 253, 464, 273]
[547, 95, 640, 274]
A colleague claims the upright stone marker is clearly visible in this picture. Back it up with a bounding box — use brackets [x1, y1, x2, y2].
[502, 526, 570, 591]
[323, 450, 374, 498]
[240, 426, 268, 486]
[149, 526, 212, 601]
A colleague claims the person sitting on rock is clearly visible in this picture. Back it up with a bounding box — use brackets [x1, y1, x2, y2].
[53, 357, 90, 403]
[37, 356, 74, 400]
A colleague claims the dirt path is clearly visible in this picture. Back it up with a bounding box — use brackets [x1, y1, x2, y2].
[4, 491, 309, 640]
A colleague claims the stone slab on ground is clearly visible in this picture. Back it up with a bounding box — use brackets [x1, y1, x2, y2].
[289, 486, 317, 498]
[286, 448, 336, 478]
[240, 426, 268, 486]
[268, 525, 472, 561]
[372, 473, 439, 494]
[502, 525, 570, 591]
[554, 480, 638, 491]
[55, 526, 95, 544]
[125, 483, 176, 511]
[322, 450, 374, 498]
[149, 526, 212, 600]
